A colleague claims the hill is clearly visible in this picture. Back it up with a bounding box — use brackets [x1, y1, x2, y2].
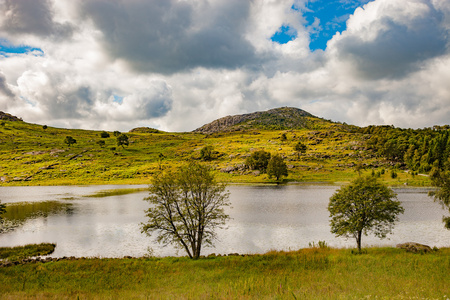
[193, 107, 339, 134]
[0, 107, 438, 186]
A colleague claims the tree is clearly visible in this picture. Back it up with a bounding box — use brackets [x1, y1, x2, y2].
[0, 200, 5, 221]
[200, 145, 214, 161]
[142, 162, 230, 259]
[267, 154, 288, 182]
[429, 167, 450, 229]
[328, 176, 404, 252]
[293, 142, 307, 159]
[113, 131, 121, 137]
[245, 150, 271, 172]
[100, 131, 110, 138]
[0, 200, 6, 233]
[64, 136, 76, 147]
[117, 134, 129, 148]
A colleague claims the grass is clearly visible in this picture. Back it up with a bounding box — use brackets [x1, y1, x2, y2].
[0, 243, 56, 261]
[3, 201, 72, 224]
[0, 246, 449, 299]
[0, 120, 432, 187]
[83, 188, 148, 198]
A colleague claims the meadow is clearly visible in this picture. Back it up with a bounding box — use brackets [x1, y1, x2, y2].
[0, 246, 449, 299]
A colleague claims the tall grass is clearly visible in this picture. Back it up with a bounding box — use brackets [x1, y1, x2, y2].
[1, 247, 449, 299]
[83, 188, 148, 198]
[0, 243, 56, 260]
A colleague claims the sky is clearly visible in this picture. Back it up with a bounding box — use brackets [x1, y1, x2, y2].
[0, 0, 449, 132]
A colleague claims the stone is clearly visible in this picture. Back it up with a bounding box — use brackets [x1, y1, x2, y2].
[396, 242, 433, 253]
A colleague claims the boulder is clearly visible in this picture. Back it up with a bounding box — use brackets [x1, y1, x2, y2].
[396, 242, 433, 253]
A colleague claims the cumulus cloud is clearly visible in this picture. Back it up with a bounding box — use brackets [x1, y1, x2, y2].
[0, 0, 449, 131]
[328, 0, 449, 79]
[0, 0, 74, 41]
[81, 0, 260, 74]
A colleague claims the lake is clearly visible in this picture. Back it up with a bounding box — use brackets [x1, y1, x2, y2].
[0, 184, 449, 257]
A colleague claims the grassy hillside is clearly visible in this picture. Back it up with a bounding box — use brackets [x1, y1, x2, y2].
[0, 114, 431, 186]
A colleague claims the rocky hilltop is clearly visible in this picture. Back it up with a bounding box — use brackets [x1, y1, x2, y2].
[193, 107, 328, 134]
[0, 111, 22, 122]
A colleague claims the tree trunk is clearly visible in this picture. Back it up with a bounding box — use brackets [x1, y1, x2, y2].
[356, 230, 362, 253]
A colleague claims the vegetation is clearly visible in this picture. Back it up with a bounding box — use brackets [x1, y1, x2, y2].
[83, 187, 148, 198]
[294, 141, 307, 158]
[1, 247, 449, 299]
[0, 243, 55, 260]
[142, 162, 230, 259]
[64, 136, 76, 147]
[0, 109, 444, 186]
[0, 200, 5, 219]
[328, 176, 404, 252]
[429, 166, 450, 229]
[200, 145, 214, 161]
[245, 150, 271, 172]
[116, 133, 129, 148]
[362, 125, 450, 173]
[0, 200, 6, 233]
[100, 131, 110, 138]
[267, 154, 288, 182]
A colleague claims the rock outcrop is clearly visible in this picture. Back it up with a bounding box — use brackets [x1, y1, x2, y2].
[396, 242, 433, 253]
[193, 107, 319, 134]
[0, 111, 22, 122]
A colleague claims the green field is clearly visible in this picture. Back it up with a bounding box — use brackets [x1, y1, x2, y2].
[1, 246, 449, 299]
[0, 119, 431, 186]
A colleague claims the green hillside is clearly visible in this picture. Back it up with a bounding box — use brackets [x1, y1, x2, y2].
[0, 108, 436, 186]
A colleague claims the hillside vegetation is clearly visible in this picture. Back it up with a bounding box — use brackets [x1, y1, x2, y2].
[0, 107, 443, 186]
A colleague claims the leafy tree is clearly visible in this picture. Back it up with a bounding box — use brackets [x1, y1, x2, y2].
[100, 131, 110, 138]
[429, 167, 450, 229]
[328, 176, 404, 252]
[142, 162, 230, 259]
[0, 200, 6, 233]
[158, 153, 165, 170]
[293, 142, 307, 159]
[0, 200, 5, 221]
[354, 162, 365, 177]
[117, 134, 129, 148]
[64, 136, 76, 147]
[267, 154, 288, 182]
[390, 169, 398, 179]
[245, 150, 271, 172]
[42, 125, 47, 130]
[200, 145, 214, 161]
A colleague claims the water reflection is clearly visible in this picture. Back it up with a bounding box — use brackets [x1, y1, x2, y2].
[0, 185, 448, 257]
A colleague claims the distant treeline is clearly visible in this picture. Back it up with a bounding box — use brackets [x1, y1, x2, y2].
[360, 125, 450, 173]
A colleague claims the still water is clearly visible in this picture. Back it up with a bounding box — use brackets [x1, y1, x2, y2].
[0, 185, 449, 257]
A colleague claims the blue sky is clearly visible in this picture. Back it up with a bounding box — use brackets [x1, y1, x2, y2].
[0, 40, 43, 57]
[272, 0, 374, 51]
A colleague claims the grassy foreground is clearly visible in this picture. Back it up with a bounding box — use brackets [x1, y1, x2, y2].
[1, 247, 449, 299]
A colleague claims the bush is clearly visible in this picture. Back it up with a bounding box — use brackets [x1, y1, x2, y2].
[100, 131, 110, 138]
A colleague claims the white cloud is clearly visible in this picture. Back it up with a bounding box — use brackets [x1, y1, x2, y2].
[0, 0, 449, 131]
